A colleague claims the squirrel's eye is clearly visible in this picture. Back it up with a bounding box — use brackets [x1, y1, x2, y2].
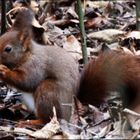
[4, 46, 12, 53]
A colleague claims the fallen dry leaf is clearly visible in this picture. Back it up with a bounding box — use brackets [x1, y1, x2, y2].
[123, 108, 140, 130]
[63, 35, 82, 60]
[87, 29, 126, 43]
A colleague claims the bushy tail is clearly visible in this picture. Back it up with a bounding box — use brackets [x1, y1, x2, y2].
[77, 52, 140, 110]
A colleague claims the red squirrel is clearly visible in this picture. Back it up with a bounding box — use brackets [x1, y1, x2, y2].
[0, 9, 140, 124]
[0, 9, 79, 122]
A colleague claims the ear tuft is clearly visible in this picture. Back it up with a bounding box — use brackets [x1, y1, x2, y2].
[12, 8, 34, 30]
[18, 29, 32, 51]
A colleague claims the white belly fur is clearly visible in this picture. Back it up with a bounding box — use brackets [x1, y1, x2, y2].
[21, 92, 35, 113]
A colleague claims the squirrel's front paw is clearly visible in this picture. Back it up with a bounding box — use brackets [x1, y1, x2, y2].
[0, 64, 9, 77]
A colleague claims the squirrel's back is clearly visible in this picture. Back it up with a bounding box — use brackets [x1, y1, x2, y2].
[19, 40, 80, 120]
[30, 41, 79, 91]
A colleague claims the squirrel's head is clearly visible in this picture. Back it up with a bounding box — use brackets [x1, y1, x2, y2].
[0, 29, 32, 68]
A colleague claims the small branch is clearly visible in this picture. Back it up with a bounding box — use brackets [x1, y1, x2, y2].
[1, 0, 7, 35]
[76, 0, 88, 64]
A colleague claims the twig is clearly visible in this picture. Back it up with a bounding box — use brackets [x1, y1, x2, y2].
[1, 0, 6, 35]
[76, 0, 88, 64]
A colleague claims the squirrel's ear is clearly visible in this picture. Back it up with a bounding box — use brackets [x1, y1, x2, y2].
[18, 29, 32, 51]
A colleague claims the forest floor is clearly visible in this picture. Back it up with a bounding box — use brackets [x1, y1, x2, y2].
[0, 0, 139, 139]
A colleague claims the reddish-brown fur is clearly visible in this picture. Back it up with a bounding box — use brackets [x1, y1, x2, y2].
[77, 52, 140, 112]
